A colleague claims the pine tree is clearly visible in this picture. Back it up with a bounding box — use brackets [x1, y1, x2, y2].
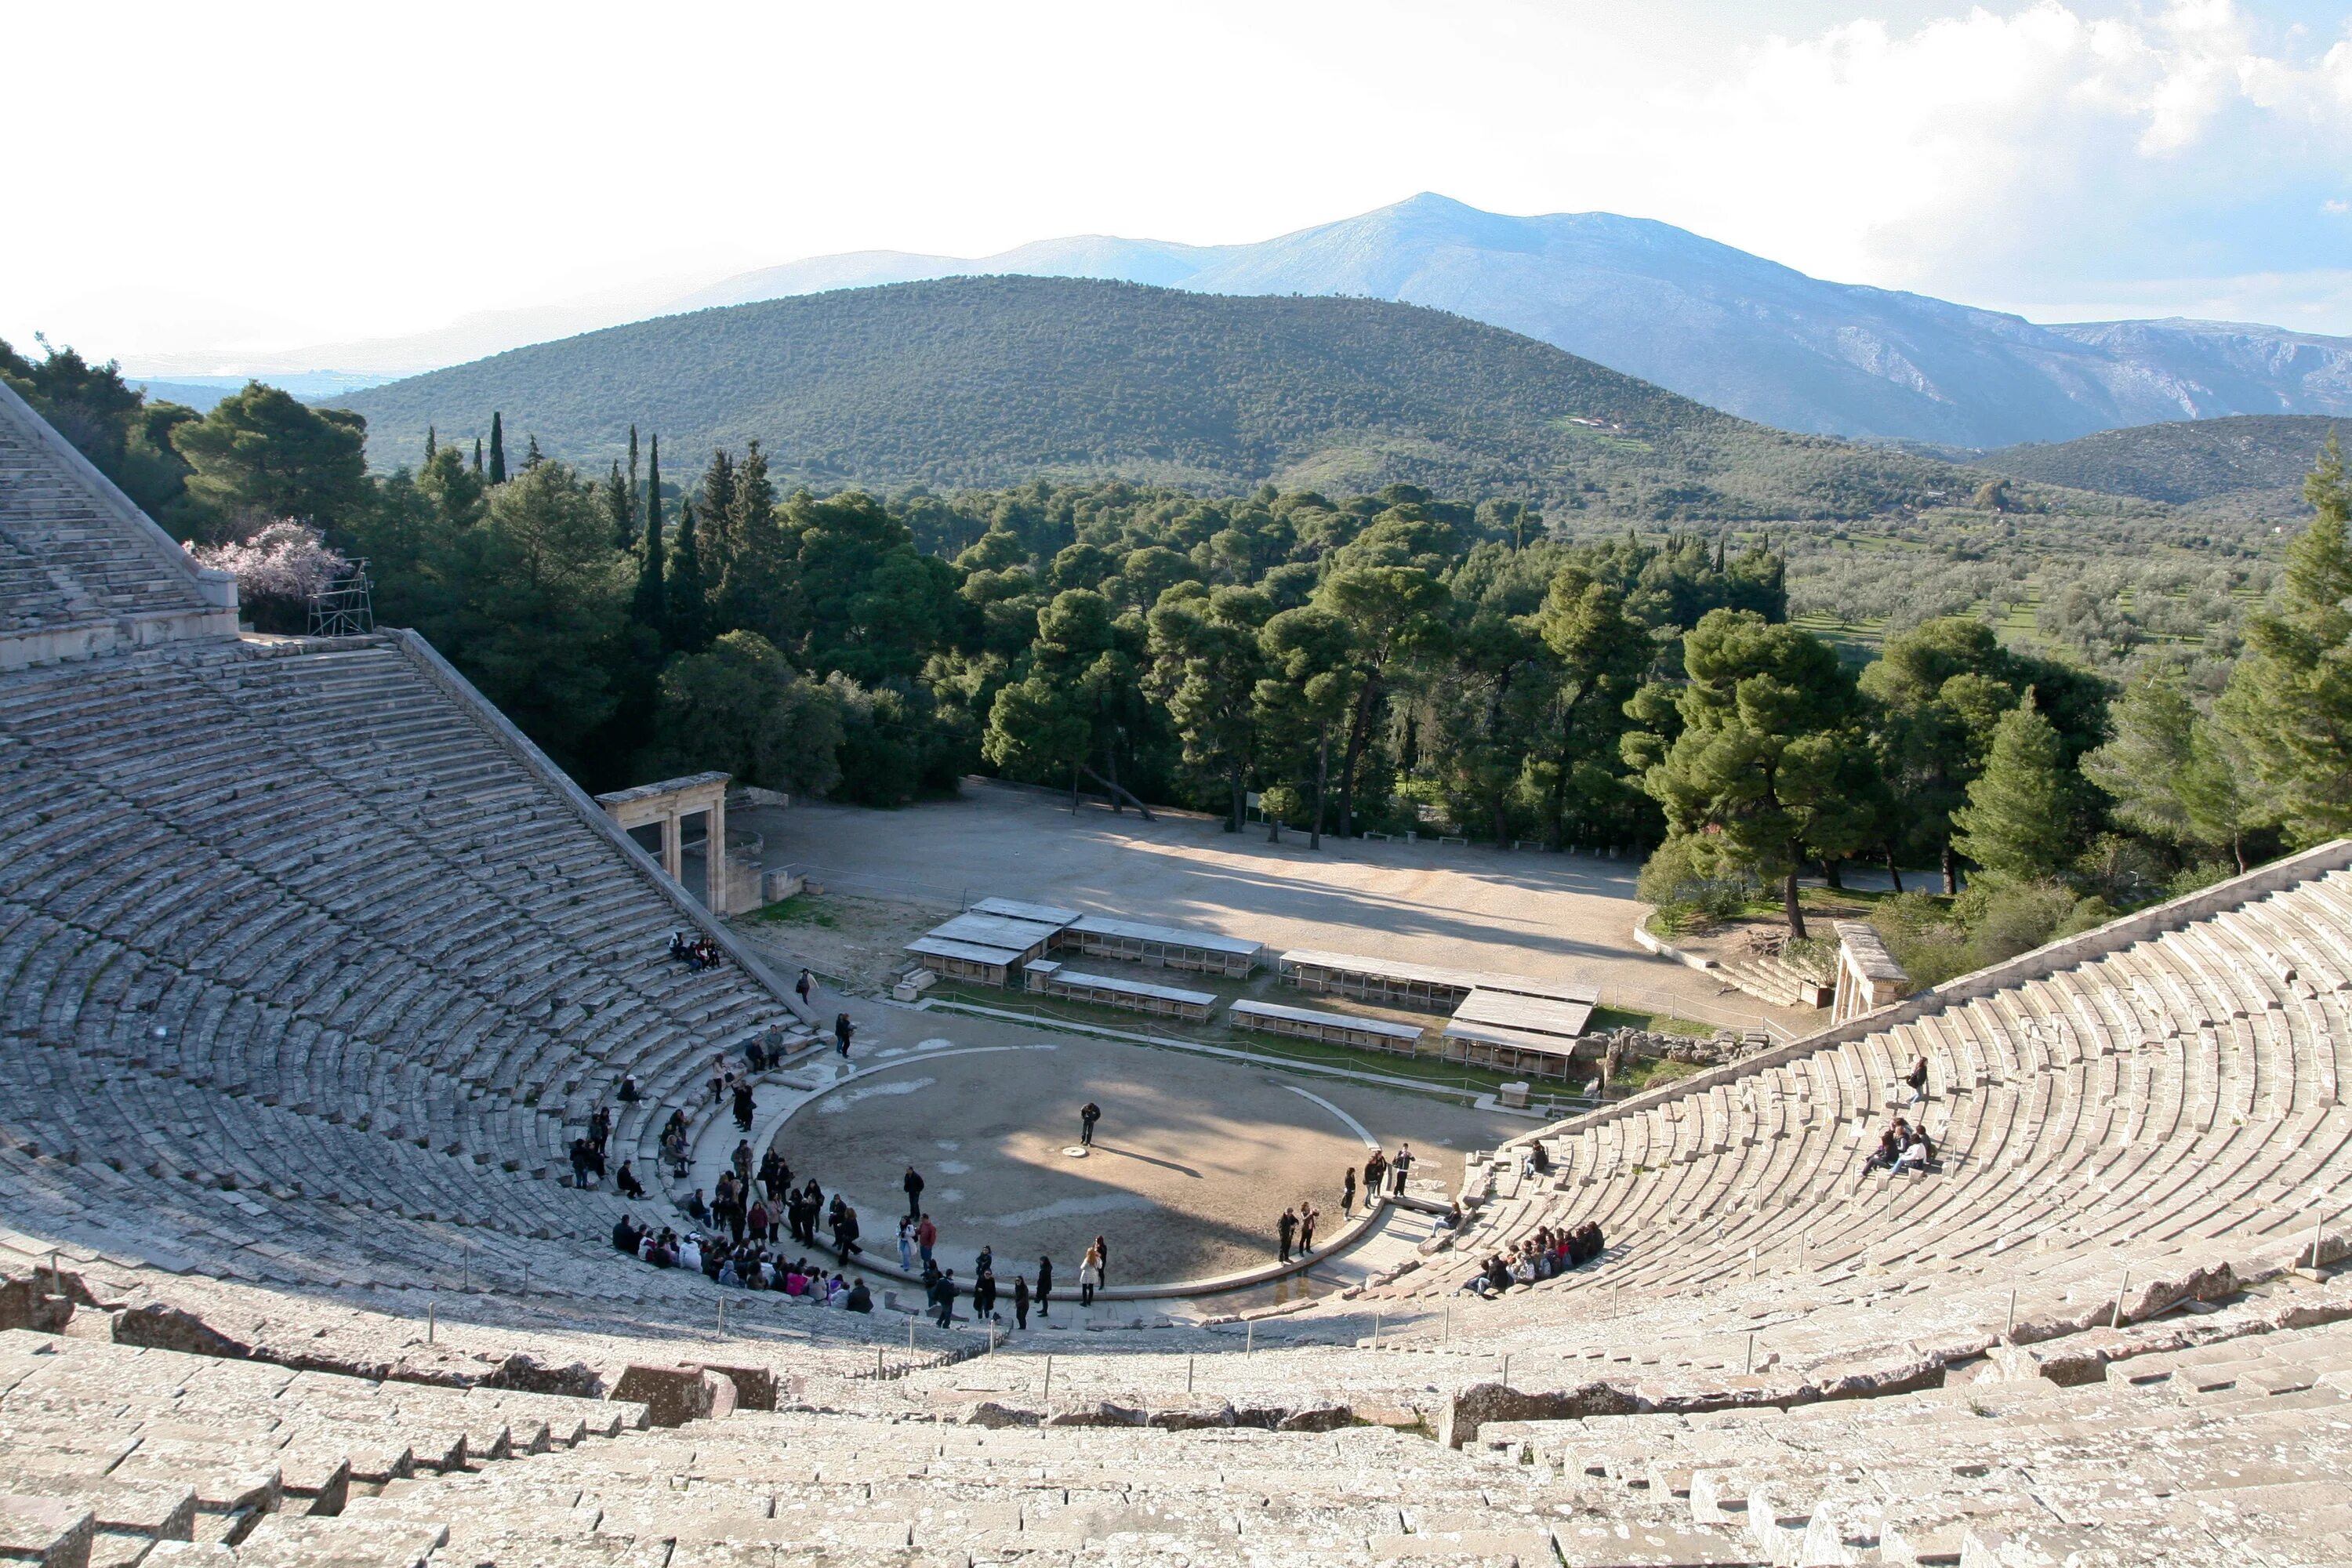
[666, 453, 710, 653]
[1629, 608, 1879, 937]
[522, 433, 543, 471]
[631, 435, 666, 639]
[424, 425, 437, 463]
[488, 412, 506, 484]
[1950, 695, 2071, 881]
[2219, 434, 2352, 843]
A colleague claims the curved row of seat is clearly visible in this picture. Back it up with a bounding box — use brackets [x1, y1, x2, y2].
[0, 632, 837, 1331]
[1339, 854, 2352, 1377]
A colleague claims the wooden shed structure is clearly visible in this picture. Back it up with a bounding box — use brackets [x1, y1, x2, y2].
[1228, 998, 1425, 1054]
[1058, 914, 1266, 978]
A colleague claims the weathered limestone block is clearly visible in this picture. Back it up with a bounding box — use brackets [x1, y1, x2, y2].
[608, 1364, 732, 1427]
[1142, 1398, 1236, 1430]
[954, 1400, 1041, 1429]
[1042, 1399, 1149, 1428]
[0, 1275, 74, 1334]
[1438, 1380, 1639, 1449]
[1273, 1403, 1353, 1432]
[692, 1363, 776, 1411]
[111, 1303, 249, 1359]
[472, 1352, 606, 1400]
[0, 1495, 95, 1568]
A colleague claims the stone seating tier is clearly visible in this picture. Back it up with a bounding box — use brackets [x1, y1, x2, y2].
[1335, 866, 2352, 1357]
[12, 1314, 2350, 1566]
[0, 633, 824, 1316]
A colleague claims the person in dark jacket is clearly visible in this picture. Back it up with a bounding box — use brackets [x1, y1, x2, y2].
[1035, 1254, 1054, 1318]
[1013, 1273, 1031, 1330]
[931, 1269, 959, 1327]
[903, 1165, 924, 1219]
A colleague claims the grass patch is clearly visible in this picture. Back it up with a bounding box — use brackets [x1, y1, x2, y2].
[754, 894, 838, 929]
[1613, 1056, 1702, 1093]
[1586, 1004, 1715, 1039]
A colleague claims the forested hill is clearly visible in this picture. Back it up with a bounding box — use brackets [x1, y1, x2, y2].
[328, 277, 2070, 523]
[1976, 415, 2346, 519]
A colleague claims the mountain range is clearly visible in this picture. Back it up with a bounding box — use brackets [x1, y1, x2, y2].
[672, 195, 2352, 451]
[330, 275, 2102, 522]
[156, 196, 2352, 452]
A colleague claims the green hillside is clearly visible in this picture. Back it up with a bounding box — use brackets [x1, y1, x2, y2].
[1979, 414, 2346, 517]
[328, 277, 2103, 522]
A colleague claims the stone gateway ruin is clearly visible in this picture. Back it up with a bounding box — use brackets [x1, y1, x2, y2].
[2, 379, 2350, 1563]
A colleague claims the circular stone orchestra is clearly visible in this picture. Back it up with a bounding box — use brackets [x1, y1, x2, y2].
[769, 1036, 1373, 1284]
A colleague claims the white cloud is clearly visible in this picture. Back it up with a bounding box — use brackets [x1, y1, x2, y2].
[8, 0, 2352, 364]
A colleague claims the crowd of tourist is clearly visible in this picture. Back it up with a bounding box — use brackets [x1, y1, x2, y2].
[1860, 1115, 1936, 1178]
[1461, 1220, 1606, 1297]
[668, 931, 726, 971]
[609, 1214, 873, 1311]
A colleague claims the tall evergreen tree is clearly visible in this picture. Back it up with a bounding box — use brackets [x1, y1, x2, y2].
[522, 433, 543, 471]
[715, 440, 782, 637]
[696, 448, 738, 594]
[626, 425, 641, 547]
[2220, 434, 2352, 843]
[666, 468, 710, 653]
[488, 412, 507, 484]
[473, 437, 483, 474]
[424, 425, 437, 463]
[2087, 673, 2255, 873]
[631, 436, 666, 639]
[1951, 695, 2072, 882]
[602, 460, 632, 551]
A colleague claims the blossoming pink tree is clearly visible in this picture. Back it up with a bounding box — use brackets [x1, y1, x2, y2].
[187, 521, 350, 633]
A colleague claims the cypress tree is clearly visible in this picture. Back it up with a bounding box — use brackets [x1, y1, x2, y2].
[696, 448, 737, 590]
[603, 459, 633, 551]
[716, 438, 780, 637]
[663, 441, 706, 648]
[666, 482, 709, 653]
[488, 412, 507, 484]
[626, 425, 641, 546]
[424, 425, 437, 463]
[1950, 694, 2071, 881]
[472, 437, 483, 474]
[631, 435, 667, 639]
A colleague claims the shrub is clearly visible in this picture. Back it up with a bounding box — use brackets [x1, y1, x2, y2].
[1780, 936, 1837, 984]
[1868, 889, 1973, 989]
[1635, 835, 1756, 926]
[2165, 860, 2238, 899]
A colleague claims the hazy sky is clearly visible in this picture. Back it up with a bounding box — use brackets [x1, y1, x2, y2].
[13, 0, 2352, 368]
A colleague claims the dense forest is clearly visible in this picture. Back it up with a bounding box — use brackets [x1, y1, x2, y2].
[16, 336, 2352, 996]
[326, 278, 2147, 525]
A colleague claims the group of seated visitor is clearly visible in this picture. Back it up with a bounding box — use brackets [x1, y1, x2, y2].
[1461, 1220, 1605, 1297]
[611, 1216, 873, 1311]
[669, 931, 725, 971]
[1859, 1115, 1936, 1178]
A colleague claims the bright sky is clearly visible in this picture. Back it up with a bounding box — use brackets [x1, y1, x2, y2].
[13, 0, 2352, 369]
